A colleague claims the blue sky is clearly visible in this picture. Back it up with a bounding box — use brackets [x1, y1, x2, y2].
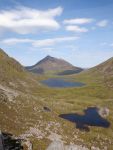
[0, 0, 113, 68]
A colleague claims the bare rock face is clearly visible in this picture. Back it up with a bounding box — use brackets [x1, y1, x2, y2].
[98, 107, 109, 118]
[91, 146, 100, 150]
[65, 144, 89, 150]
[0, 85, 19, 102]
[46, 141, 64, 150]
[0, 90, 8, 102]
[0, 131, 23, 150]
[23, 140, 33, 150]
[46, 141, 89, 150]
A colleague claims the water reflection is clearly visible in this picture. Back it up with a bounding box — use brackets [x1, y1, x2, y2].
[41, 78, 85, 88]
[59, 107, 110, 131]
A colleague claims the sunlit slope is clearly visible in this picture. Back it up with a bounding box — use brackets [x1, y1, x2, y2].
[0, 48, 26, 83]
[0, 49, 86, 149]
[71, 57, 113, 85]
[0, 49, 113, 150]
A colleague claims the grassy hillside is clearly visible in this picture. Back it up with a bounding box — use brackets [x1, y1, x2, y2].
[0, 49, 87, 149]
[0, 48, 26, 84]
[0, 49, 113, 149]
[73, 57, 113, 87]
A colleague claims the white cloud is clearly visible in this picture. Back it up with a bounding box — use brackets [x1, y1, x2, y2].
[0, 6, 63, 34]
[97, 20, 108, 27]
[65, 25, 88, 33]
[2, 38, 34, 45]
[33, 36, 78, 47]
[41, 47, 54, 52]
[1, 36, 79, 47]
[63, 18, 93, 25]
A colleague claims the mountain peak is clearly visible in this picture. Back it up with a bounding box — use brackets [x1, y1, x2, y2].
[44, 55, 54, 60]
[26, 56, 83, 74]
[45, 55, 52, 58]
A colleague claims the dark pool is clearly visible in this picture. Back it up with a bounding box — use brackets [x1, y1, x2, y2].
[59, 107, 110, 131]
[41, 78, 85, 88]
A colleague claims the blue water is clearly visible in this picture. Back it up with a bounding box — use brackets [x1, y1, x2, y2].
[41, 78, 85, 88]
[59, 107, 110, 131]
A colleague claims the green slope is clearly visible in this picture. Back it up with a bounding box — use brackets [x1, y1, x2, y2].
[0, 49, 113, 150]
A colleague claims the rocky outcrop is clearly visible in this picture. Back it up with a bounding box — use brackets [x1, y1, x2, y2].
[46, 141, 64, 150]
[0, 131, 23, 150]
[98, 107, 109, 118]
[46, 141, 89, 150]
[23, 140, 33, 150]
[0, 89, 8, 102]
[0, 84, 19, 102]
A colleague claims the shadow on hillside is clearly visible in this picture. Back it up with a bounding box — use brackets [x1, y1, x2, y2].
[59, 107, 110, 132]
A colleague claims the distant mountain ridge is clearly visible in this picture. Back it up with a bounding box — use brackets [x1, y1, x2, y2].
[26, 55, 83, 75]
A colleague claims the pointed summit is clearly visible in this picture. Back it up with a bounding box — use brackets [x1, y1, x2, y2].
[42, 55, 55, 61]
[26, 56, 83, 74]
[45, 55, 52, 58]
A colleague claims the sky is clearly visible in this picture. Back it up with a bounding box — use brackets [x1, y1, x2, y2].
[0, 0, 113, 68]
